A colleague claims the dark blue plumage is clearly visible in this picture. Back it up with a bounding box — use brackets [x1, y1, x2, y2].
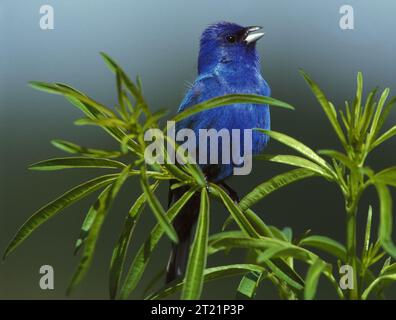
[176, 21, 271, 181]
[166, 22, 271, 283]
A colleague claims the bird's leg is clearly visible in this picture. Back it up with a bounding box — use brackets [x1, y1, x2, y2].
[219, 181, 239, 204]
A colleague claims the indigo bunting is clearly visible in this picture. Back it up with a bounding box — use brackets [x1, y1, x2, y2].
[166, 22, 271, 283]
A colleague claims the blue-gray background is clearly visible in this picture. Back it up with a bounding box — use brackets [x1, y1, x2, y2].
[1, 0, 395, 299]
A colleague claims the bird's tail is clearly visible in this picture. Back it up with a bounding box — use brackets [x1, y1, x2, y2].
[165, 185, 200, 284]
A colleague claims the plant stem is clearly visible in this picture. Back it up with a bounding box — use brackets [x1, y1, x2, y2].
[346, 198, 359, 299]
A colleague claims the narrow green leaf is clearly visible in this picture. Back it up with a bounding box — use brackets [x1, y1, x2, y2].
[300, 70, 347, 148]
[256, 129, 333, 173]
[67, 185, 112, 294]
[209, 236, 307, 290]
[359, 88, 378, 136]
[381, 262, 396, 276]
[67, 166, 130, 294]
[317, 149, 355, 170]
[362, 206, 373, 260]
[100, 52, 150, 114]
[3, 174, 118, 260]
[31, 79, 141, 156]
[29, 81, 116, 117]
[371, 126, 396, 150]
[109, 182, 159, 299]
[75, 118, 127, 129]
[51, 140, 121, 158]
[29, 157, 126, 171]
[362, 274, 396, 300]
[375, 90, 396, 136]
[115, 70, 128, 119]
[237, 271, 262, 299]
[146, 264, 265, 300]
[172, 94, 294, 123]
[257, 246, 308, 263]
[299, 235, 347, 261]
[244, 209, 274, 238]
[304, 257, 327, 300]
[239, 168, 316, 211]
[282, 227, 293, 243]
[181, 189, 210, 300]
[352, 72, 363, 125]
[375, 96, 396, 136]
[119, 187, 197, 299]
[140, 166, 178, 243]
[256, 154, 332, 178]
[375, 183, 396, 259]
[374, 167, 396, 187]
[74, 187, 109, 255]
[368, 88, 390, 141]
[210, 184, 260, 238]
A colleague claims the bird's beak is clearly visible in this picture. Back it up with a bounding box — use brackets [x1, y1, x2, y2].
[243, 26, 265, 44]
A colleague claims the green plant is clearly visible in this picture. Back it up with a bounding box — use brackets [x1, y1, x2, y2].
[3, 54, 396, 300]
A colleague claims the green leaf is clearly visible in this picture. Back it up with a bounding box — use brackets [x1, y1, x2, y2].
[362, 206, 373, 260]
[375, 183, 396, 259]
[282, 227, 293, 243]
[264, 260, 304, 292]
[236, 271, 262, 299]
[359, 88, 378, 136]
[268, 226, 289, 242]
[299, 235, 346, 261]
[119, 187, 197, 299]
[300, 70, 347, 148]
[362, 274, 396, 300]
[210, 184, 260, 238]
[74, 187, 109, 255]
[172, 94, 294, 123]
[209, 236, 307, 290]
[353, 72, 363, 124]
[67, 166, 130, 294]
[255, 129, 333, 173]
[257, 246, 307, 263]
[31, 79, 141, 156]
[368, 88, 390, 142]
[256, 154, 332, 178]
[140, 166, 178, 243]
[381, 262, 396, 276]
[145, 264, 265, 300]
[304, 257, 328, 300]
[374, 167, 396, 187]
[317, 149, 355, 170]
[29, 157, 126, 171]
[29, 81, 116, 117]
[3, 174, 119, 260]
[51, 139, 121, 158]
[371, 126, 396, 150]
[375, 96, 396, 137]
[239, 168, 317, 211]
[181, 189, 210, 300]
[109, 182, 159, 299]
[100, 52, 150, 115]
[244, 209, 274, 238]
[75, 118, 127, 129]
[115, 71, 128, 119]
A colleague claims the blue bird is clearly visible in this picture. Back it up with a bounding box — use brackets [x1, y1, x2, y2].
[166, 22, 271, 283]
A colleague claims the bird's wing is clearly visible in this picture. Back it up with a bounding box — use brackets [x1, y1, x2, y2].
[177, 73, 222, 113]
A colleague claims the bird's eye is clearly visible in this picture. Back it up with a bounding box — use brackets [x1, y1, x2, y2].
[225, 35, 236, 43]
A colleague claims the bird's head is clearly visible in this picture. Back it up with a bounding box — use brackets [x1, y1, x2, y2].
[198, 21, 265, 74]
